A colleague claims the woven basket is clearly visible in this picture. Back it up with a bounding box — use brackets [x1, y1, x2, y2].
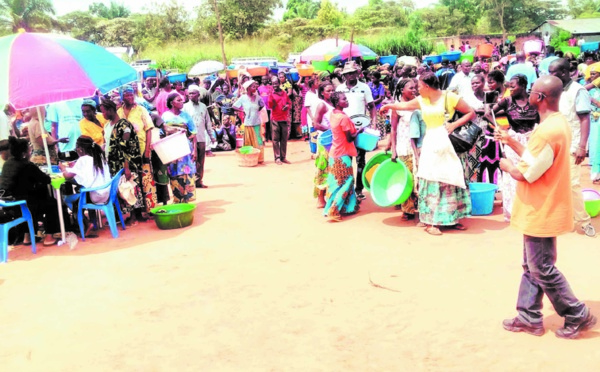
[237, 147, 261, 167]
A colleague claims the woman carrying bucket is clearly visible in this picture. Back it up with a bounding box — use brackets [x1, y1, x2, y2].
[233, 79, 266, 164]
[312, 81, 335, 208]
[323, 92, 365, 222]
[386, 79, 426, 221]
[381, 72, 475, 236]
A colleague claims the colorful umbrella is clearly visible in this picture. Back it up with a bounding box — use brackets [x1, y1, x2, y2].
[0, 32, 137, 110]
[328, 44, 378, 64]
[300, 38, 349, 63]
[0, 32, 137, 245]
[188, 60, 224, 76]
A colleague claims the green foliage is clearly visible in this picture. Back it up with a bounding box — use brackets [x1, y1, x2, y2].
[89, 1, 131, 19]
[58, 11, 100, 42]
[349, 0, 412, 30]
[410, 5, 477, 36]
[315, 0, 342, 27]
[0, 0, 55, 32]
[356, 29, 433, 57]
[550, 29, 571, 48]
[567, 0, 600, 18]
[283, 0, 320, 21]
[195, 0, 283, 39]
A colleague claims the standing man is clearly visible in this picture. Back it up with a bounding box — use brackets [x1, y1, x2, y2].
[183, 85, 215, 189]
[142, 75, 159, 108]
[47, 98, 84, 161]
[447, 60, 474, 97]
[506, 52, 538, 91]
[548, 58, 596, 237]
[336, 61, 376, 200]
[497, 75, 596, 339]
[268, 76, 292, 165]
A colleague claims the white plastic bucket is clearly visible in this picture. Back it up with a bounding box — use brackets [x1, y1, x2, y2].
[152, 131, 191, 164]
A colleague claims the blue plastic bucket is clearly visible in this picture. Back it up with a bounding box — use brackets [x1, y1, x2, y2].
[424, 55, 442, 64]
[286, 72, 299, 83]
[440, 51, 461, 62]
[355, 132, 379, 151]
[309, 128, 318, 154]
[469, 182, 498, 215]
[318, 130, 332, 151]
[379, 55, 397, 65]
[581, 42, 600, 53]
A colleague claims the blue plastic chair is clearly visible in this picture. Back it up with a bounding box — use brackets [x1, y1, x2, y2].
[65, 169, 126, 241]
[0, 200, 36, 263]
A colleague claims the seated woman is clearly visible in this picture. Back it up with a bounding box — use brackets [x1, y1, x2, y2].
[60, 136, 111, 235]
[214, 115, 237, 151]
[0, 137, 70, 246]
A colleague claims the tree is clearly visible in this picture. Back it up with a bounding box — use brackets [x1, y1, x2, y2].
[350, 1, 413, 29]
[315, 0, 342, 27]
[194, 0, 283, 39]
[567, 0, 600, 18]
[283, 0, 320, 21]
[58, 11, 100, 42]
[0, 0, 55, 32]
[131, 1, 190, 52]
[89, 1, 130, 19]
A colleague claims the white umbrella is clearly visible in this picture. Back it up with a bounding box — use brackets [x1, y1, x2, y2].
[188, 60, 225, 76]
[300, 38, 349, 63]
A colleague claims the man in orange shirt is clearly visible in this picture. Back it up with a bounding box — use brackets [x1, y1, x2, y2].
[495, 76, 596, 339]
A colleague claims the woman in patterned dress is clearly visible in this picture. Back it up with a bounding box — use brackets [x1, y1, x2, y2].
[99, 99, 144, 225]
[324, 92, 364, 222]
[161, 93, 197, 203]
[312, 81, 335, 208]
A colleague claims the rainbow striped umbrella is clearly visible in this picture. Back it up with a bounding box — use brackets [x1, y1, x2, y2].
[0, 32, 137, 109]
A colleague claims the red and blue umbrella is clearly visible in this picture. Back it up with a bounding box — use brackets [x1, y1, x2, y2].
[0, 32, 137, 109]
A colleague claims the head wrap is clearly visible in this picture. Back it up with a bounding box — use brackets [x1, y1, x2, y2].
[122, 86, 134, 94]
[187, 84, 201, 94]
[82, 99, 96, 109]
[243, 79, 256, 89]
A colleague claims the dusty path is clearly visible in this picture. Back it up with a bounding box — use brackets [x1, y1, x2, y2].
[1, 140, 599, 371]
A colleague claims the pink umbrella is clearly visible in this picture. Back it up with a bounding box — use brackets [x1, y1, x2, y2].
[300, 38, 349, 63]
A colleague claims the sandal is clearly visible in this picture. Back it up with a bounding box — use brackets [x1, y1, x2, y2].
[425, 226, 442, 236]
[450, 223, 467, 231]
[401, 213, 414, 221]
[416, 222, 427, 228]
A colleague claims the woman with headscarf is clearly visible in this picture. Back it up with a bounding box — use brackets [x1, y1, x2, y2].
[79, 99, 107, 146]
[381, 72, 475, 236]
[233, 79, 265, 164]
[160, 92, 197, 203]
[25, 106, 62, 166]
[487, 74, 539, 221]
[99, 99, 144, 225]
[587, 65, 600, 183]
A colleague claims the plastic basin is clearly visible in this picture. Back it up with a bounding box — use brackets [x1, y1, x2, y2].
[355, 129, 380, 152]
[477, 44, 494, 58]
[362, 152, 391, 192]
[441, 51, 461, 62]
[469, 182, 498, 215]
[581, 42, 600, 53]
[152, 131, 192, 164]
[296, 64, 315, 77]
[151, 203, 196, 230]
[167, 73, 187, 83]
[370, 159, 414, 207]
[239, 146, 255, 155]
[583, 189, 600, 217]
[524, 40, 543, 55]
[379, 55, 397, 65]
[286, 71, 299, 83]
[424, 55, 442, 64]
[311, 60, 334, 73]
[318, 130, 332, 151]
[560, 46, 581, 58]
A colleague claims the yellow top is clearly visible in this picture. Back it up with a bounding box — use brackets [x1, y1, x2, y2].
[79, 113, 107, 146]
[118, 104, 154, 154]
[417, 91, 460, 129]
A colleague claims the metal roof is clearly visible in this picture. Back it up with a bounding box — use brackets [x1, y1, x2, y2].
[531, 18, 600, 34]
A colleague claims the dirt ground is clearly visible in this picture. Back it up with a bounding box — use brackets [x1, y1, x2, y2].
[1, 139, 599, 371]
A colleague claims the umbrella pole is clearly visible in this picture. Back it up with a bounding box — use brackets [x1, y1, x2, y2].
[36, 106, 67, 244]
[349, 29, 354, 63]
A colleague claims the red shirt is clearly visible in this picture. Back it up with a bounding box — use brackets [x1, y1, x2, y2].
[268, 90, 291, 122]
[329, 111, 357, 158]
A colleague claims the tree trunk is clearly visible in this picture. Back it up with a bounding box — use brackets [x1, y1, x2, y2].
[213, 0, 227, 68]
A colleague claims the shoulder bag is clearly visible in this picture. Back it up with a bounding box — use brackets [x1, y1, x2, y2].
[445, 92, 482, 154]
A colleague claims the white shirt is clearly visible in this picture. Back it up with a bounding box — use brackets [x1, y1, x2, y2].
[67, 155, 111, 203]
[183, 101, 212, 143]
[336, 81, 374, 117]
[304, 91, 319, 129]
[447, 72, 474, 97]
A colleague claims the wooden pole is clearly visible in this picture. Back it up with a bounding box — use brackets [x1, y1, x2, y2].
[349, 28, 354, 63]
[214, 0, 227, 68]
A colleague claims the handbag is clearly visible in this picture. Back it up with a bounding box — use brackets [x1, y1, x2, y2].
[445, 92, 482, 154]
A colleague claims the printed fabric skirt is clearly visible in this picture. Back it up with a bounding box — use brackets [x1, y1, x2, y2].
[170, 175, 196, 204]
[120, 172, 144, 214]
[417, 178, 471, 226]
[30, 148, 59, 166]
[140, 161, 157, 213]
[324, 156, 358, 219]
[398, 154, 417, 215]
[243, 125, 265, 163]
[501, 130, 531, 221]
[376, 111, 390, 139]
[313, 142, 329, 198]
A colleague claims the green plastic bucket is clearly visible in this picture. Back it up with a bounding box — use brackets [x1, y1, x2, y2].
[239, 146, 254, 155]
[151, 203, 197, 230]
[370, 159, 413, 207]
[362, 152, 391, 192]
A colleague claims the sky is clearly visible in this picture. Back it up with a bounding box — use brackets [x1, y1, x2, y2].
[53, 0, 440, 18]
